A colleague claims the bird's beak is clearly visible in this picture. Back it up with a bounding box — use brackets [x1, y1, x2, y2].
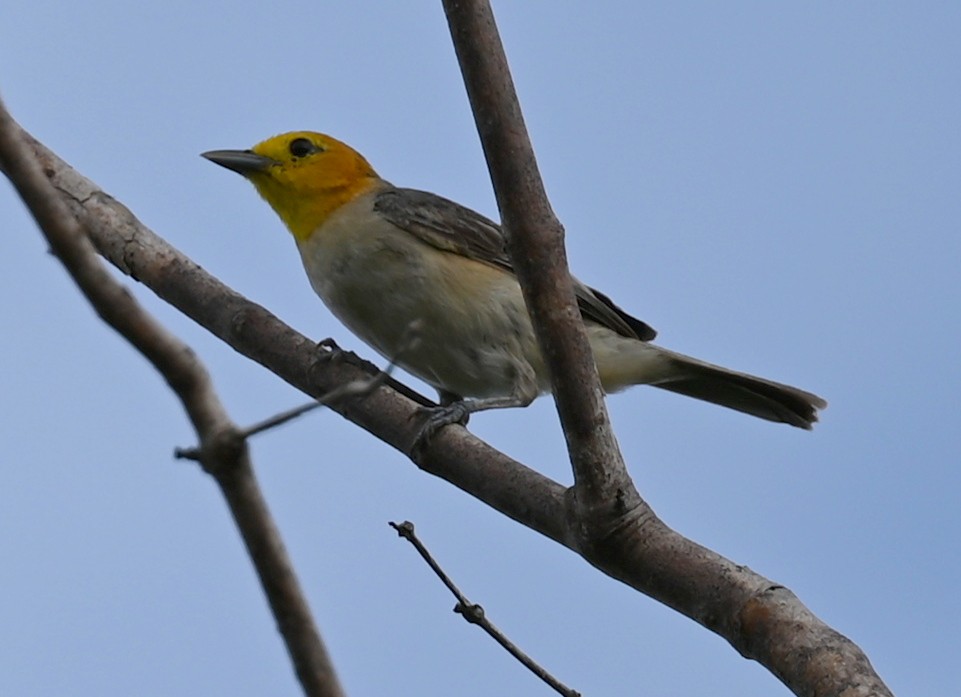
[201, 149, 276, 175]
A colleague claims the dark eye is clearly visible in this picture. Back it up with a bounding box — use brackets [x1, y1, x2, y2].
[289, 137, 318, 158]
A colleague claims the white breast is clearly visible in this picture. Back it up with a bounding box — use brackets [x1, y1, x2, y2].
[295, 192, 546, 399]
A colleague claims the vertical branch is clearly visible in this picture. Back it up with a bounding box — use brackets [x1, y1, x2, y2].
[0, 102, 346, 697]
[441, 0, 636, 510]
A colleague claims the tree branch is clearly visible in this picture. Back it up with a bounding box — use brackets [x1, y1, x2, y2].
[0, 100, 346, 697]
[5, 123, 572, 546]
[2, 115, 892, 696]
[444, 3, 892, 696]
[442, 0, 633, 515]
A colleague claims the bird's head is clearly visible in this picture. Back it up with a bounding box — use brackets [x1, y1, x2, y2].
[203, 131, 381, 241]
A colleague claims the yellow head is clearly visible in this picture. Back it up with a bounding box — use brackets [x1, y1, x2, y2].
[202, 131, 381, 241]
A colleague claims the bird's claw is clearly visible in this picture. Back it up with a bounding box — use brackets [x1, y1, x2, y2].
[309, 337, 347, 376]
[410, 401, 472, 459]
[314, 337, 342, 363]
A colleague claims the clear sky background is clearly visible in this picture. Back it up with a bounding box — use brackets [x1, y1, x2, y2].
[2, 3, 959, 695]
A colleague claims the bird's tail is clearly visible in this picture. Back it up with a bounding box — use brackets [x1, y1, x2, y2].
[647, 347, 827, 429]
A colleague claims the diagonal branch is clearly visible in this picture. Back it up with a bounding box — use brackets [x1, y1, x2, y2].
[0, 99, 346, 697]
[2, 116, 892, 696]
[5, 122, 572, 545]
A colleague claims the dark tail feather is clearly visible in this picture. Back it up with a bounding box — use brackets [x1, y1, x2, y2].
[653, 353, 827, 429]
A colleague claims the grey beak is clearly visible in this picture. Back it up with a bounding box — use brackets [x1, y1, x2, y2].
[201, 149, 276, 175]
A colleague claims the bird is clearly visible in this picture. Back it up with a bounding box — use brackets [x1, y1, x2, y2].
[202, 131, 826, 432]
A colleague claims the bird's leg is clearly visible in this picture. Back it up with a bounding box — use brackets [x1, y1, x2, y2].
[411, 377, 538, 458]
[437, 389, 464, 408]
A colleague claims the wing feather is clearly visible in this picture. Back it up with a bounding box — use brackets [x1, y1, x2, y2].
[373, 188, 656, 341]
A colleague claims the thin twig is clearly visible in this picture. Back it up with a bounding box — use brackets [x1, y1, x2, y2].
[0, 100, 346, 697]
[390, 521, 581, 697]
[176, 324, 420, 460]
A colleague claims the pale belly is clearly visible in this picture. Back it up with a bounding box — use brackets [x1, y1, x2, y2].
[297, 214, 545, 400]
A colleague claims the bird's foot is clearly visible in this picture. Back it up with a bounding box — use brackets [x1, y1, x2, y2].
[411, 401, 472, 459]
[313, 337, 343, 364]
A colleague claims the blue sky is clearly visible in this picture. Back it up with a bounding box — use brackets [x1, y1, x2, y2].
[2, 3, 959, 695]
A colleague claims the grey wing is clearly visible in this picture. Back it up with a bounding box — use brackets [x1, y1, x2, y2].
[373, 188, 513, 270]
[374, 187, 656, 342]
[575, 282, 657, 341]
